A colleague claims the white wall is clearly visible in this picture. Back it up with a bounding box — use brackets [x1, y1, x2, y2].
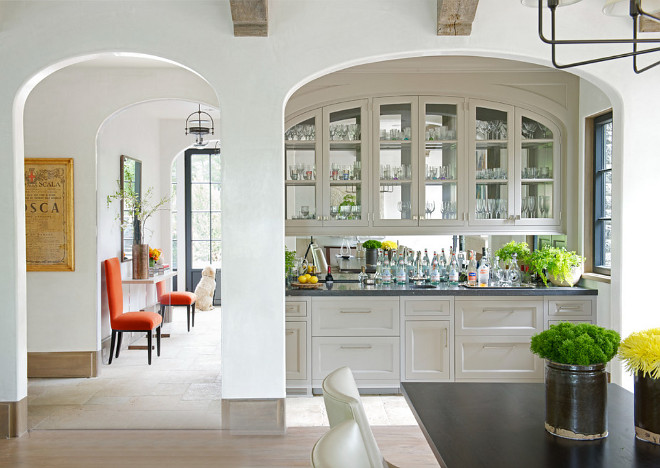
[2, 0, 659, 404]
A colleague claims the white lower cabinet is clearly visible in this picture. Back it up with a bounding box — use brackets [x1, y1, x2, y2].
[286, 321, 307, 381]
[404, 320, 452, 381]
[545, 296, 597, 329]
[455, 335, 543, 381]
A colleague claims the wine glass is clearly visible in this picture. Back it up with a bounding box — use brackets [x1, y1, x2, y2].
[522, 121, 537, 139]
[425, 200, 436, 218]
[539, 196, 549, 218]
[527, 196, 536, 218]
[521, 197, 528, 218]
[487, 199, 497, 219]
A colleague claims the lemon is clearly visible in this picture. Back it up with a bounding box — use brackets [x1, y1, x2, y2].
[304, 273, 312, 280]
[309, 276, 318, 284]
[298, 275, 308, 284]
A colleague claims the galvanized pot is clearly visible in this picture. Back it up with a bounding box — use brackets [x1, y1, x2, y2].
[545, 361, 608, 440]
[634, 374, 660, 445]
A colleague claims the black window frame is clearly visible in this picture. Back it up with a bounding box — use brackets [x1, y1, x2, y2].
[593, 112, 612, 276]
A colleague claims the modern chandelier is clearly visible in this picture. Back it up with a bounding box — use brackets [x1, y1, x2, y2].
[185, 104, 215, 147]
[523, 0, 660, 73]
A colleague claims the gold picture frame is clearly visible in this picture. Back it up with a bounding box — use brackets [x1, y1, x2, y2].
[24, 158, 75, 271]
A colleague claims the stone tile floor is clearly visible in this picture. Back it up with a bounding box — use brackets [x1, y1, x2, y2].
[27, 306, 416, 430]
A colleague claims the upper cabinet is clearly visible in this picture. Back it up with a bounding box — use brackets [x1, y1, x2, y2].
[285, 96, 562, 235]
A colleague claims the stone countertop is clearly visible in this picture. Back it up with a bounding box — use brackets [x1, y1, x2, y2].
[285, 282, 597, 296]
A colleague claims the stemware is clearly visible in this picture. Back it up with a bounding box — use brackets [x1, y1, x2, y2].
[521, 197, 528, 218]
[527, 196, 536, 218]
[425, 200, 436, 218]
[487, 199, 497, 219]
[539, 195, 549, 218]
[300, 205, 309, 219]
[497, 199, 508, 219]
[522, 121, 537, 139]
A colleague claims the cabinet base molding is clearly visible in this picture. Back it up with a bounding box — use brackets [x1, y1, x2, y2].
[0, 397, 27, 438]
[27, 351, 99, 378]
[221, 398, 285, 435]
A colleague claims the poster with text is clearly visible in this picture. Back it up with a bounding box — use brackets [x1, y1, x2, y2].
[24, 158, 74, 271]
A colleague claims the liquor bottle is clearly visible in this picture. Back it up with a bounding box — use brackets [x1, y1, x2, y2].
[448, 253, 459, 285]
[382, 254, 393, 284]
[374, 249, 383, 285]
[422, 249, 430, 278]
[325, 265, 334, 283]
[477, 251, 490, 287]
[508, 253, 521, 286]
[439, 248, 448, 282]
[430, 252, 440, 284]
[406, 248, 415, 282]
[396, 252, 407, 284]
[358, 266, 368, 285]
[467, 250, 478, 286]
[491, 256, 503, 286]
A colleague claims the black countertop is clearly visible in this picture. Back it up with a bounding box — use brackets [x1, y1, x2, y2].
[286, 282, 597, 297]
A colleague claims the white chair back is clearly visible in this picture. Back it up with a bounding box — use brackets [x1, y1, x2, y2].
[311, 419, 371, 468]
[321, 366, 388, 468]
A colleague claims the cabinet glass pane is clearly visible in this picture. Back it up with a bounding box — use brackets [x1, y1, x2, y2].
[380, 104, 412, 141]
[522, 116, 553, 140]
[330, 185, 362, 220]
[476, 108, 508, 141]
[475, 184, 508, 220]
[286, 147, 316, 181]
[425, 140, 457, 220]
[521, 182, 553, 219]
[425, 104, 457, 141]
[425, 184, 457, 219]
[285, 117, 315, 141]
[286, 185, 317, 220]
[380, 141, 413, 220]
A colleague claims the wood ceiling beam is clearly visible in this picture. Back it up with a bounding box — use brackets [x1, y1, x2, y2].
[229, 0, 268, 37]
[437, 0, 479, 36]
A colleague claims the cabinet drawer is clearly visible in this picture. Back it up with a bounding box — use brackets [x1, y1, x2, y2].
[455, 335, 543, 380]
[312, 337, 400, 382]
[455, 298, 542, 335]
[312, 297, 399, 336]
[286, 321, 307, 380]
[403, 298, 452, 317]
[547, 298, 593, 317]
[286, 300, 307, 318]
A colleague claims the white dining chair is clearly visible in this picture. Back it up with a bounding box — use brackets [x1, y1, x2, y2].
[321, 366, 397, 468]
[311, 419, 371, 468]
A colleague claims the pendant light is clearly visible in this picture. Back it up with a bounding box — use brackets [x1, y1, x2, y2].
[185, 105, 215, 147]
[522, 0, 660, 73]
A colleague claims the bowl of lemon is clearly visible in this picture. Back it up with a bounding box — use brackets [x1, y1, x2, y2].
[292, 273, 321, 289]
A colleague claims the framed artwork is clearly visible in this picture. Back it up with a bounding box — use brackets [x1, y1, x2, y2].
[24, 158, 75, 271]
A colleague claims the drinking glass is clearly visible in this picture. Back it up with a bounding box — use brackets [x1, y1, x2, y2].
[300, 205, 309, 218]
[330, 205, 339, 219]
[425, 200, 436, 218]
[521, 197, 528, 218]
[487, 199, 497, 219]
[539, 195, 549, 218]
[527, 196, 536, 218]
[498, 199, 508, 219]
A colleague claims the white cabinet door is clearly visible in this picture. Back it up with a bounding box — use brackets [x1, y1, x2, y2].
[455, 335, 543, 381]
[286, 321, 307, 381]
[285, 300, 307, 318]
[312, 337, 400, 384]
[312, 297, 399, 337]
[404, 320, 451, 381]
[455, 298, 543, 336]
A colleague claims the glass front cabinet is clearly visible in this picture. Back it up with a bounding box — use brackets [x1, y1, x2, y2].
[285, 96, 562, 234]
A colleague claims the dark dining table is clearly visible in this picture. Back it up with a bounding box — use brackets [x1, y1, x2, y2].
[401, 382, 660, 468]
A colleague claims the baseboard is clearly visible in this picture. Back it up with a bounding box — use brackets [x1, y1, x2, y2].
[0, 397, 27, 438]
[221, 398, 286, 435]
[27, 351, 99, 378]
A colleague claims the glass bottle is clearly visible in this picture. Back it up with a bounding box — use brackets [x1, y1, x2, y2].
[382, 254, 393, 284]
[374, 248, 383, 285]
[478, 250, 490, 287]
[396, 251, 407, 284]
[406, 248, 415, 282]
[508, 253, 521, 286]
[491, 255, 502, 286]
[467, 250, 478, 286]
[430, 252, 440, 285]
[358, 266, 368, 286]
[448, 253, 459, 285]
[439, 248, 448, 282]
[422, 249, 431, 278]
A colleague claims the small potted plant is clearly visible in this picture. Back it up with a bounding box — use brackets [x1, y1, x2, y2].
[618, 328, 660, 445]
[362, 239, 382, 266]
[381, 240, 397, 261]
[530, 322, 620, 440]
[527, 247, 584, 287]
[494, 240, 530, 264]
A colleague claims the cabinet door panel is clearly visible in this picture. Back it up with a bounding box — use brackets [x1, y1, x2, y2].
[547, 298, 593, 317]
[455, 335, 543, 380]
[286, 322, 307, 381]
[455, 298, 543, 335]
[312, 337, 400, 382]
[405, 321, 451, 381]
[312, 297, 399, 336]
[285, 300, 307, 318]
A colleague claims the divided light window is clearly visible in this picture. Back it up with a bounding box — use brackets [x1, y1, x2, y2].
[593, 112, 612, 275]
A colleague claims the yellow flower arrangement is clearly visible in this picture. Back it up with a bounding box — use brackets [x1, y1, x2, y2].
[149, 247, 162, 263]
[618, 328, 660, 379]
[381, 240, 397, 251]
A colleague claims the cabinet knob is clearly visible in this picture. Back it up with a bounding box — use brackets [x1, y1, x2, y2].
[420, 215, 426, 220]
[316, 216, 321, 221]
[412, 215, 418, 221]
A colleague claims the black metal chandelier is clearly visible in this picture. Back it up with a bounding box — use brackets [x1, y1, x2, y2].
[185, 104, 215, 147]
[524, 0, 660, 73]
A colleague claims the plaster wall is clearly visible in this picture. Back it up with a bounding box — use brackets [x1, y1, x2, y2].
[0, 0, 658, 403]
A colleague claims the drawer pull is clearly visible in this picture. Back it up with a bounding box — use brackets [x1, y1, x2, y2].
[557, 306, 583, 311]
[285, 330, 295, 335]
[482, 344, 517, 349]
[340, 345, 373, 350]
[483, 309, 514, 314]
[444, 328, 448, 348]
[340, 309, 372, 314]
[286, 306, 296, 311]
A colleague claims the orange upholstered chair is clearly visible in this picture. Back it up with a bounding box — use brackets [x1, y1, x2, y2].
[104, 257, 162, 365]
[156, 281, 197, 332]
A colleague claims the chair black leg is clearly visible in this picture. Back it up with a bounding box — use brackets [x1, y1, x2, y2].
[115, 331, 123, 358]
[156, 326, 161, 357]
[147, 330, 153, 365]
[187, 305, 191, 332]
[192, 303, 196, 327]
[159, 304, 165, 319]
[109, 330, 117, 365]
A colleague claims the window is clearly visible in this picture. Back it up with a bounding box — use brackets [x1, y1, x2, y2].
[170, 162, 177, 270]
[593, 112, 612, 275]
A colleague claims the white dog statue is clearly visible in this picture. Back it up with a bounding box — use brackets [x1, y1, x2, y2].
[194, 265, 216, 311]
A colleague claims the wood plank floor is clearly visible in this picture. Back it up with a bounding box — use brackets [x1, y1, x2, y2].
[0, 426, 439, 467]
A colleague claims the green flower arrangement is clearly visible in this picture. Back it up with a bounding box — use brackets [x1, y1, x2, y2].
[362, 240, 382, 250]
[494, 241, 530, 263]
[619, 328, 660, 379]
[527, 247, 584, 287]
[530, 322, 620, 366]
